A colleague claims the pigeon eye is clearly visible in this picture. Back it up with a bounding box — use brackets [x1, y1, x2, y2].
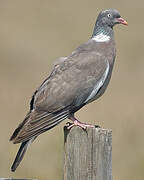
[107, 14, 111, 18]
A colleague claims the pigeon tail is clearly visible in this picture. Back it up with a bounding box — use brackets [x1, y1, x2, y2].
[11, 138, 34, 172]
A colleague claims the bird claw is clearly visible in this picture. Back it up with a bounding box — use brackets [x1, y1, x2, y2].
[66, 122, 73, 128]
[67, 122, 86, 130]
[95, 125, 101, 128]
[66, 121, 96, 130]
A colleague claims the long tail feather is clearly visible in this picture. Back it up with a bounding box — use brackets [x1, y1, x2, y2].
[10, 108, 69, 171]
[11, 138, 34, 172]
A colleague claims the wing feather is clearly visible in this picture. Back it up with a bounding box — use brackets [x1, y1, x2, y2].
[11, 109, 69, 144]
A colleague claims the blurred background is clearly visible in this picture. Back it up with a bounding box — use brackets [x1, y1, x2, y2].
[0, 0, 144, 180]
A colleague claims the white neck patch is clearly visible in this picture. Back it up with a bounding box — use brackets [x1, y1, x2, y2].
[92, 33, 110, 42]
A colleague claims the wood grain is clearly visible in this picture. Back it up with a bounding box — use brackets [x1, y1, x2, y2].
[64, 126, 112, 180]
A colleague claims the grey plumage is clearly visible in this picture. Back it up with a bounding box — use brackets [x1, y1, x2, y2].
[10, 9, 127, 171]
[11, 138, 34, 172]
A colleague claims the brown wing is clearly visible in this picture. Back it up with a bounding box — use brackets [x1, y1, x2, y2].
[34, 52, 108, 112]
[10, 109, 69, 143]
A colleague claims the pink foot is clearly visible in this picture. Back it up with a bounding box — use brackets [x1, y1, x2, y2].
[66, 120, 95, 130]
[67, 114, 98, 130]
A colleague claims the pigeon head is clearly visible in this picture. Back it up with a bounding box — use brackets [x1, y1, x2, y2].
[96, 9, 128, 28]
[92, 9, 127, 39]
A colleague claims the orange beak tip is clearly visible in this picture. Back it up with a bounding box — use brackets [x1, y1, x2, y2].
[117, 17, 128, 25]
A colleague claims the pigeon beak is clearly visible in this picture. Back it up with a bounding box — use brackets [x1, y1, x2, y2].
[116, 17, 128, 25]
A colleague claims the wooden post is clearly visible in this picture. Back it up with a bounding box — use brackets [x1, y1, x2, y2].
[64, 126, 112, 180]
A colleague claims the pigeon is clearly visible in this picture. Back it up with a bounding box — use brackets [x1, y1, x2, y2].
[10, 9, 127, 172]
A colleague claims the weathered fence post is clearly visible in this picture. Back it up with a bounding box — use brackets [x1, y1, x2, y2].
[64, 126, 112, 180]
